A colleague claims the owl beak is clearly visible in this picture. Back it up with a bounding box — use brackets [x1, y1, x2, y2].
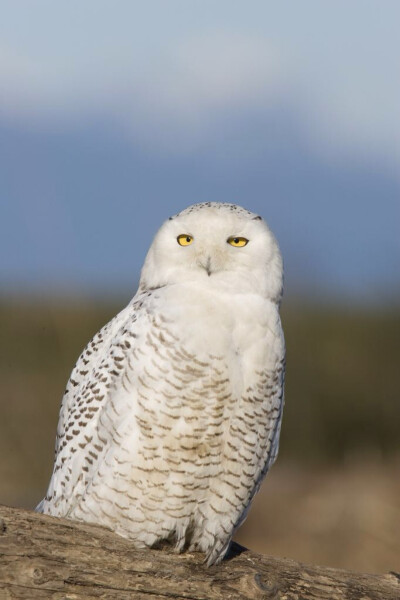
[204, 256, 212, 276]
[199, 256, 212, 276]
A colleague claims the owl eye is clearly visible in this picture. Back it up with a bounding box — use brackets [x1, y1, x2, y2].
[177, 234, 194, 246]
[227, 237, 248, 247]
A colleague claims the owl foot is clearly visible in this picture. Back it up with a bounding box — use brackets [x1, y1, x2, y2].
[174, 536, 186, 554]
[204, 537, 232, 567]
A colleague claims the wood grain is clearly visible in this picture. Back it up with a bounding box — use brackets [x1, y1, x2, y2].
[0, 504, 398, 599]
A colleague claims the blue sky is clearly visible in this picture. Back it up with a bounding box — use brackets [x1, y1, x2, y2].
[1, 1, 399, 303]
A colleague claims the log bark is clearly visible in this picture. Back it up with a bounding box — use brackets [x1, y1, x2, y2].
[0, 504, 398, 600]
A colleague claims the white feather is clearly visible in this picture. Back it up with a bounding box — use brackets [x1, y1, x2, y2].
[38, 202, 285, 566]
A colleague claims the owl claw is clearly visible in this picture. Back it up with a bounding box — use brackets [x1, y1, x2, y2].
[205, 538, 231, 567]
[174, 538, 186, 554]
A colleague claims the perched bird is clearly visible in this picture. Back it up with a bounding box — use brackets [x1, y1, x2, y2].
[37, 202, 285, 566]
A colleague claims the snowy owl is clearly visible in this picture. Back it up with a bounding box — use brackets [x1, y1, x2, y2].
[37, 202, 285, 566]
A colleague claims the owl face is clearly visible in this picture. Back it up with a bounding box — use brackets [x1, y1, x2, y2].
[140, 203, 283, 302]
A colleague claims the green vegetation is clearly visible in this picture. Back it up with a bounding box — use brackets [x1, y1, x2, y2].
[0, 297, 398, 507]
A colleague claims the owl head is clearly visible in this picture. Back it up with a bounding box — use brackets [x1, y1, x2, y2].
[139, 202, 283, 303]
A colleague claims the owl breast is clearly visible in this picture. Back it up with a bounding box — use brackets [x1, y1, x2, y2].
[68, 282, 283, 565]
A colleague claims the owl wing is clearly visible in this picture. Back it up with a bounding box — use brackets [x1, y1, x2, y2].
[37, 298, 141, 516]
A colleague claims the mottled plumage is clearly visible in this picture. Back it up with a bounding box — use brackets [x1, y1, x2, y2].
[37, 202, 285, 566]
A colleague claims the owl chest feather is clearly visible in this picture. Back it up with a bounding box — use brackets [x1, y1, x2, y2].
[128, 284, 280, 466]
[137, 285, 268, 386]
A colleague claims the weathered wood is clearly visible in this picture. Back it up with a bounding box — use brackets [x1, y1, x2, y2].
[0, 504, 398, 599]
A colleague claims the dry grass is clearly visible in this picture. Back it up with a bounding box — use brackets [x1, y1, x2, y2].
[235, 459, 400, 574]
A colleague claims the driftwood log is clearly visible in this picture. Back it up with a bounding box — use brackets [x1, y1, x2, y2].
[0, 504, 398, 599]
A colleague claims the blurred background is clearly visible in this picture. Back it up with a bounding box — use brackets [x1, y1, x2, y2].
[1, 1, 399, 574]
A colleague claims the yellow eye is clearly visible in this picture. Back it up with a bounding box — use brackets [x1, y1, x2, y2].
[177, 234, 194, 246]
[227, 236, 248, 247]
